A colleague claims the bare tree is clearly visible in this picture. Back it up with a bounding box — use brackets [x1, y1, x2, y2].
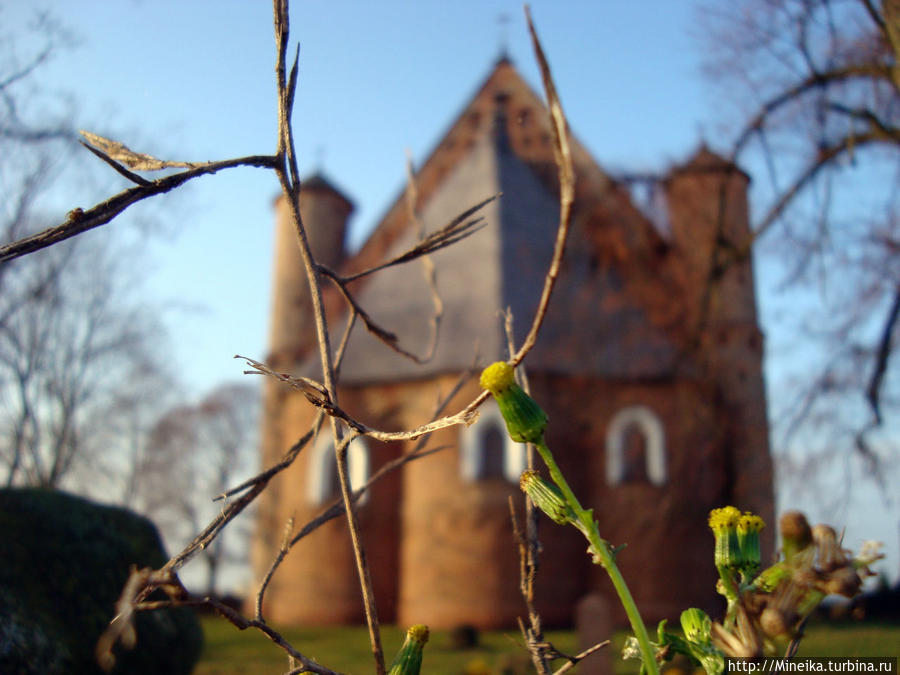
[0, 236, 169, 488]
[131, 383, 260, 596]
[0, 9, 76, 296]
[0, 8, 172, 490]
[699, 0, 900, 481]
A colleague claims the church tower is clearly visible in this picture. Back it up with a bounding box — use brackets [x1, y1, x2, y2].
[664, 148, 775, 553]
[253, 176, 362, 623]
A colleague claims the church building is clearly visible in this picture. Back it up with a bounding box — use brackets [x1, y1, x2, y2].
[252, 56, 774, 629]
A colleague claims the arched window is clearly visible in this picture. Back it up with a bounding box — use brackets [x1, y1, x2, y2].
[460, 400, 526, 482]
[307, 434, 370, 505]
[606, 405, 666, 486]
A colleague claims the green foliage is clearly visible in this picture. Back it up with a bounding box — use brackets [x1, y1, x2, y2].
[0, 488, 202, 674]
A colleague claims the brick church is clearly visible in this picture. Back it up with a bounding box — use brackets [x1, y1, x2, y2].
[252, 56, 775, 629]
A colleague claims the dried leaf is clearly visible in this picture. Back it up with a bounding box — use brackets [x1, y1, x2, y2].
[235, 355, 330, 407]
[80, 130, 202, 171]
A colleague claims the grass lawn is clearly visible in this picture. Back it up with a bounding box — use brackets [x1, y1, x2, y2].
[193, 617, 900, 675]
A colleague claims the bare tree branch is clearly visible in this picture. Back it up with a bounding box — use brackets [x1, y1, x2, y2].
[866, 281, 900, 424]
[0, 154, 278, 262]
[751, 132, 882, 243]
[511, 7, 576, 367]
[732, 64, 892, 155]
[340, 194, 498, 283]
[271, 1, 385, 669]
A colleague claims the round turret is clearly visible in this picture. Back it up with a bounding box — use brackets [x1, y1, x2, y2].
[663, 147, 775, 553]
[267, 174, 354, 367]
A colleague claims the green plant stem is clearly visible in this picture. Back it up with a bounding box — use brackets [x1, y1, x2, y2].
[534, 437, 660, 675]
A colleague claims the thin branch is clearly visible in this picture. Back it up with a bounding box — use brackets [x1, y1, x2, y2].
[237, 355, 480, 441]
[154, 595, 342, 675]
[510, 502, 550, 675]
[314, 194, 496, 363]
[731, 64, 892, 156]
[271, 1, 384, 670]
[340, 194, 497, 283]
[284, 443, 447, 551]
[860, 0, 887, 33]
[255, 515, 295, 622]
[318, 268, 405, 353]
[97, 568, 340, 675]
[551, 641, 610, 675]
[751, 132, 882, 243]
[866, 281, 900, 424]
[0, 154, 278, 262]
[215, 426, 316, 501]
[218, 311, 356, 502]
[512, 7, 576, 367]
[405, 151, 443, 363]
[0, 45, 53, 92]
[824, 101, 900, 142]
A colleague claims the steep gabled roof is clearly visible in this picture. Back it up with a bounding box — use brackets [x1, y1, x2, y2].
[342, 57, 620, 279]
[327, 59, 679, 384]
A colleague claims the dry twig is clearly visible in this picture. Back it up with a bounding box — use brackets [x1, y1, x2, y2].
[510, 7, 575, 367]
[0, 153, 278, 262]
[271, 2, 385, 670]
[316, 193, 497, 363]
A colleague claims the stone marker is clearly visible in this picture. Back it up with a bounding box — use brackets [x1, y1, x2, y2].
[576, 592, 613, 675]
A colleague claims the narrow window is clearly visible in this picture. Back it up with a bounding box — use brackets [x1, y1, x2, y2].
[460, 400, 526, 482]
[621, 423, 649, 483]
[481, 424, 507, 479]
[307, 434, 370, 505]
[606, 406, 666, 486]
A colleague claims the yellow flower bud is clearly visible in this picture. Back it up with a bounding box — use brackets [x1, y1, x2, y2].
[709, 506, 741, 570]
[737, 513, 765, 576]
[388, 624, 430, 675]
[480, 362, 548, 444]
[520, 470, 573, 525]
[479, 361, 515, 394]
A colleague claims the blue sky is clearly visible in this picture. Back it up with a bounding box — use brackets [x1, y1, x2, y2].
[7, 2, 897, 582]
[6, 1, 709, 398]
[8, 0, 713, 390]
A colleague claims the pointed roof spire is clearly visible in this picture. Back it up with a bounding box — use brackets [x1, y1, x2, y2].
[496, 12, 512, 63]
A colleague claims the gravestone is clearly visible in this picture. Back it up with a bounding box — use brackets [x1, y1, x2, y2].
[576, 592, 613, 675]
